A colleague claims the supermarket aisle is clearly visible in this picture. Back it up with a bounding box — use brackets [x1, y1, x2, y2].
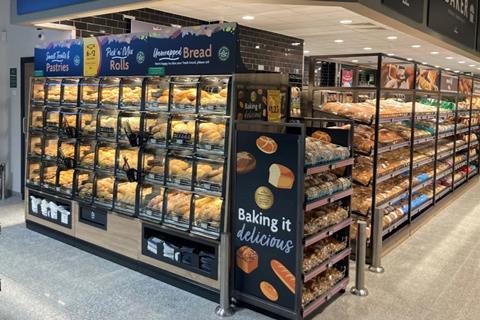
[0, 179, 480, 320]
[318, 177, 480, 320]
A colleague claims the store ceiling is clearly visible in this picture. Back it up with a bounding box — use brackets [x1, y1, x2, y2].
[152, 1, 480, 74]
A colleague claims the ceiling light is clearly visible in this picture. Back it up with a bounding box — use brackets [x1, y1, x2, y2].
[435, 65, 440, 68]
[407, 58, 413, 61]
[291, 42, 301, 46]
[363, 47, 372, 50]
[339, 20, 352, 24]
[387, 53, 394, 56]
[303, 50, 310, 54]
[446, 56, 454, 60]
[469, 64, 475, 67]
[242, 15, 255, 20]
[352, 60, 359, 63]
[387, 36, 398, 40]
[411, 44, 421, 48]
[334, 39, 344, 43]
[454, 70, 460, 73]
[255, 45, 260, 49]
[445, 68, 451, 71]
[458, 61, 466, 64]
[430, 51, 439, 55]
[422, 62, 428, 65]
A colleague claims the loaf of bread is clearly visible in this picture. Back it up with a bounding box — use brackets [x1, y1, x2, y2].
[168, 158, 192, 181]
[269, 164, 295, 189]
[172, 88, 197, 107]
[198, 122, 225, 147]
[195, 161, 224, 187]
[236, 246, 258, 274]
[193, 195, 222, 229]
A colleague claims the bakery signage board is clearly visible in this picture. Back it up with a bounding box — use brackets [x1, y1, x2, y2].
[148, 23, 238, 75]
[97, 33, 149, 76]
[473, 80, 480, 95]
[28, 192, 72, 228]
[34, 39, 84, 77]
[236, 88, 267, 120]
[428, 0, 478, 48]
[440, 74, 459, 93]
[416, 68, 439, 91]
[380, 63, 414, 89]
[383, 0, 424, 23]
[233, 129, 301, 312]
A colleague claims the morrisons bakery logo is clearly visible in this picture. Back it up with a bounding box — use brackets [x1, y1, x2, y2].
[444, 0, 476, 24]
[218, 46, 230, 62]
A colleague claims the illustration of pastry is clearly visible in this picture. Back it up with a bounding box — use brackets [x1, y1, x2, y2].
[260, 281, 279, 302]
[256, 136, 278, 154]
[271, 259, 295, 294]
[236, 152, 256, 174]
[269, 164, 295, 189]
[236, 246, 258, 274]
[255, 186, 274, 210]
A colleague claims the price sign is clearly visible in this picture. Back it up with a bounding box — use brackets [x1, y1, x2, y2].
[83, 37, 100, 77]
[267, 90, 281, 122]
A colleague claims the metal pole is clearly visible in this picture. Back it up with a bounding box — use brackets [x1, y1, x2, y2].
[369, 208, 385, 273]
[215, 232, 234, 317]
[351, 220, 368, 297]
[0, 163, 5, 200]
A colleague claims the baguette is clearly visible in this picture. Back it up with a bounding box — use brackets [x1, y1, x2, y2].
[271, 259, 295, 294]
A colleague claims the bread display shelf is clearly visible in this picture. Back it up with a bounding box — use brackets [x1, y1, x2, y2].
[382, 214, 409, 237]
[305, 189, 353, 212]
[377, 141, 410, 155]
[437, 150, 455, 160]
[469, 155, 479, 163]
[375, 166, 410, 184]
[456, 127, 470, 135]
[302, 277, 349, 318]
[455, 144, 468, 153]
[436, 169, 453, 181]
[454, 160, 468, 171]
[470, 141, 479, 148]
[454, 177, 467, 188]
[457, 110, 471, 116]
[303, 248, 352, 283]
[414, 136, 435, 145]
[438, 130, 456, 139]
[413, 157, 434, 169]
[304, 218, 352, 248]
[377, 191, 408, 209]
[412, 178, 433, 194]
[436, 186, 452, 199]
[305, 158, 354, 175]
[411, 199, 433, 218]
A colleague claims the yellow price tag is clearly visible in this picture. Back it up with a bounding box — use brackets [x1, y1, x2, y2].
[267, 89, 281, 122]
[83, 37, 100, 77]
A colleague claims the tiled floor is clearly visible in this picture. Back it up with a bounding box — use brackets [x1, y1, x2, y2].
[1, 179, 480, 320]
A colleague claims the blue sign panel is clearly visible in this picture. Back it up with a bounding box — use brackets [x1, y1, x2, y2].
[17, 0, 94, 15]
[148, 23, 238, 75]
[98, 33, 149, 76]
[34, 39, 84, 77]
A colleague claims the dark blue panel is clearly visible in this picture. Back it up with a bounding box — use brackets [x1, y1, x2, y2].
[17, 0, 95, 15]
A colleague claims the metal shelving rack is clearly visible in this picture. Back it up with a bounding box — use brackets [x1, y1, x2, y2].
[301, 53, 480, 259]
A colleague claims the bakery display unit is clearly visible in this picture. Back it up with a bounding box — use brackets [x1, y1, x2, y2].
[32, 78, 46, 104]
[232, 119, 353, 320]
[61, 78, 80, 106]
[303, 54, 480, 258]
[118, 111, 142, 144]
[99, 77, 120, 108]
[45, 78, 62, 105]
[79, 78, 100, 107]
[97, 109, 118, 141]
[45, 107, 61, 134]
[145, 78, 169, 112]
[120, 77, 143, 110]
[170, 77, 199, 113]
[60, 108, 78, 138]
[29, 106, 44, 131]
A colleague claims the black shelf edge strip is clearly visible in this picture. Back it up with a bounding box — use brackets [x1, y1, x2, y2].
[376, 166, 410, 184]
[302, 277, 349, 317]
[377, 190, 409, 208]
[304, 218, 352, 248]
[412, 178, 433, 193]
[303, 248, 352, 283]
[305, 158, 354, 175]
[411, 199, 434, 217]
[305, 189, 353, 212]
[382, 215, 408, 237]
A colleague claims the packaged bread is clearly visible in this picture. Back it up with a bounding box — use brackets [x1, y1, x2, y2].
[302, 268, 344, 307]
[193, 195, 223, 235]
[164, 190, 192, 226]
[145, 78, 169, 111]
[303, 237, 347, 273]
[304, 203, 348, 236]
[305, 137, 350, 166]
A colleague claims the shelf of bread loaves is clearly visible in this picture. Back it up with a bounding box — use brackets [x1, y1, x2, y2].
[304, 202, 351, 247]
[305, 129, 352, 173]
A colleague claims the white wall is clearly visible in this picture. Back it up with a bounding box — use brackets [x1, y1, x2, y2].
[0, 1, 70, 194]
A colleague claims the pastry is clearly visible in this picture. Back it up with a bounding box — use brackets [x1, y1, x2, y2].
[31, 110, 43, 128]
[256, 136, 278, 154]
[95, 177, 115, 201]
[236, 152, 256, 174]
[271, 259, 295, 294]
[236, 246, 258, 274]
[82, 85, 99, 104]
[116, 181, 137, 205]
[101, 86, 119, 105]
[311, 131, 331, 143]
[79, 112, 97, 135]
[260, 282, 279, 302]
[269, 164, 295, 189]
[122, 86, 142, 106]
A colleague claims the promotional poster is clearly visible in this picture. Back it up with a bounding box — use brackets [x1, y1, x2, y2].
[34, 39, 84, 77]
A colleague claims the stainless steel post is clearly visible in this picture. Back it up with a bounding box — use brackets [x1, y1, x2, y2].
[0, 163, 5, 200]
[351, 220, 368, 297]
[369, 208, 385, 273]
[215, 232, 234, 317]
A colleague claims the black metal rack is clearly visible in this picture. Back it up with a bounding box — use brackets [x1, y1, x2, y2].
[300, 53, 479, 260]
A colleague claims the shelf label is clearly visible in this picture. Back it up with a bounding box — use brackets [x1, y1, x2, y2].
[83, 37, 100, 77]
[232, 128, 301, 311]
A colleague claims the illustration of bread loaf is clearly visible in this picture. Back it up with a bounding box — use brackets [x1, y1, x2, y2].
[256, 136, 278, 154]
[260, 281, 279, 302]
[236, 246, 258, 274]
[268, 164, 295, 189]
[236, 152, 256, 174]
[271, 259, 295, 294]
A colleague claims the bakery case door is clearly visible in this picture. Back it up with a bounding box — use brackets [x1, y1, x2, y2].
[21, 57, 35, 199]
[231, 121, 304, 319]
